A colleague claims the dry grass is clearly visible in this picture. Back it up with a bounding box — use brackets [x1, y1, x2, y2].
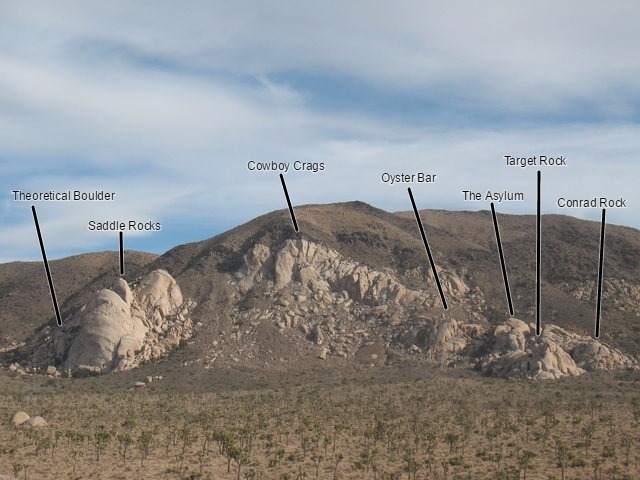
[0, 370, 638, 479]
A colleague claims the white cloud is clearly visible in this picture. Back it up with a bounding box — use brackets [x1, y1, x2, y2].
[1, 1, 639, 260]
[6, 1, 640, 107]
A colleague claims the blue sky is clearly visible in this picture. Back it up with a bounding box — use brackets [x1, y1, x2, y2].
[1, 1, 640, 262]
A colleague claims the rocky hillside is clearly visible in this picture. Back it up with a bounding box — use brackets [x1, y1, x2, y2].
[0, 251, 157, 348]
[4, 202, 640, 379]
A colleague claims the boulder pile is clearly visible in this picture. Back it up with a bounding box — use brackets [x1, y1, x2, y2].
[479, 318, 637, 379]
[20, 269, 195, 375]
[11, 411, 47, 428]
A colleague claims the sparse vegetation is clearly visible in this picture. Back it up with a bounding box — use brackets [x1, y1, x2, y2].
[1, 369, 639, 479]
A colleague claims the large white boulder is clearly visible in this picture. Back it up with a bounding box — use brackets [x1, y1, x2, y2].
[24, 416, 47, 428]
[135, 270, 183, 317]
[12, 412, 30, 426]
[64, 289, 147, 373]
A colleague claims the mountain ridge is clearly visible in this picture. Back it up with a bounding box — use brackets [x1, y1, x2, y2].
[3, 202, 640, 380]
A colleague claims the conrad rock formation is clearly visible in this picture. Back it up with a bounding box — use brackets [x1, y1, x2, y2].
[21, 269, 195, 375]
[480, 318, 636, 379]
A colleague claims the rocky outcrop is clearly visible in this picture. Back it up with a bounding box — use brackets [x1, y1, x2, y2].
[539, 324, 637, 372]
[572, 341, 635, 371]
[192, 238, 640, 379]
[64, 288, 147, 373]
[218, 239, 487, 367]
[481, 343, 584, 380]
[20, 269, 195, 375]
[479, 318, 637, 379]
[135, 270, 184, 320]
[238, 239, 472, 308]
[238, 244, 272, 292]
[494, 318, 530, 352]
[242, 239, 404, 301]
[423, 317, 469, 359]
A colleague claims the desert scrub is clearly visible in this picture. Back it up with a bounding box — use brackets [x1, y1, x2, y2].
[0, 371, 639, 478]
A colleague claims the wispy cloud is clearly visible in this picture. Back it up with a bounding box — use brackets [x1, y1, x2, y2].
[1, 1, 639, 261]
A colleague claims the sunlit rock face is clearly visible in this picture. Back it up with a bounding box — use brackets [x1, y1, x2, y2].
[25, 270, 195, 375]
[480, 319, 636, 379]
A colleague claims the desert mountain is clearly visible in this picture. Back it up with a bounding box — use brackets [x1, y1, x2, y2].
[4, 201, 640, 379]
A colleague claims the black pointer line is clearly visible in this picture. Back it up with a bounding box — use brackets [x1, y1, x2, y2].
[536, 170, 541, 336]
[119, 231, 125, 276]
[31, 206, 62, 326]
[595, 208, 606, 338]
[490, 203, 514, 315]
[279, 173, 299, 232]
[407, 188, 448, 310]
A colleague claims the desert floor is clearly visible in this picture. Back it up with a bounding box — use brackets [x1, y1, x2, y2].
[0, 366, 638, 479]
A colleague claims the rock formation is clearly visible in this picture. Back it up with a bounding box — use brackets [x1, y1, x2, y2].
[223, 238, 480, 366]
[422, 316, 469, 358]
[8, 223, 639, 381]
[479, 318, 636, 379]
[224, 237, 638, 378]
[20, 269, 195, 375]
[238, 239, 448, 305]
[64, 288, 147, 373]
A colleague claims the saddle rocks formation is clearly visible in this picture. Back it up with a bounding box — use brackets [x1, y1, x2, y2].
[20, 269, 195, 375]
